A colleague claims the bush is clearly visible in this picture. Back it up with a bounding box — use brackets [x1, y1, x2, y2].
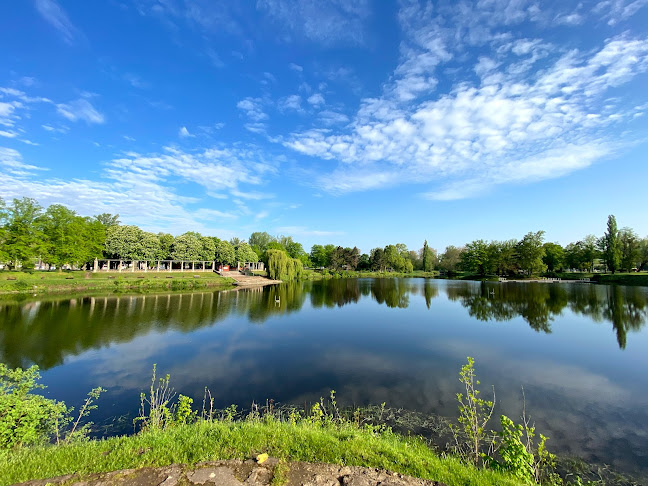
[0, 364, 103, 449]
[0, 364, 67, 449]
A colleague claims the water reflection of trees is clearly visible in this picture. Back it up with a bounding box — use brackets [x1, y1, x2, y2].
[2, 280, 646, 370]
[309, 279, 366, 308]
[445, 282, 648, 348]
[0, 283, 309, 370]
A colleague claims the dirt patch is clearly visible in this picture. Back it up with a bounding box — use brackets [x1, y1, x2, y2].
[16, 459, 448, 486]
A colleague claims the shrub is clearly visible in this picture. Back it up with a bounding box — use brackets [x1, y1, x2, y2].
[0, 364, 67, 449]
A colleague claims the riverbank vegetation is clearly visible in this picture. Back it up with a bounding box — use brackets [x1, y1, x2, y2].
[2, 197, 647, 287]
[0, 270, 233, 295]
[1, 359, 637, 486]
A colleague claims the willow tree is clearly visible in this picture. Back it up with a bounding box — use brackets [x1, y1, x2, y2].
[267, 249, 302, 281]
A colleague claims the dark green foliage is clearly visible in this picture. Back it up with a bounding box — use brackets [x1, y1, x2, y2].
[603, 215, 621, 274]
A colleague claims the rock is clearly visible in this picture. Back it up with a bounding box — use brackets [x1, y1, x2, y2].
[16, 460, 449, 486]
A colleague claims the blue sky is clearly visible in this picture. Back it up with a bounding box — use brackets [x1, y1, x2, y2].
[1, 0, 647, 254]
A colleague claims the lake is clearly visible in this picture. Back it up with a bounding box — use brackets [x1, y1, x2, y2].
[1, 278, 647, 479]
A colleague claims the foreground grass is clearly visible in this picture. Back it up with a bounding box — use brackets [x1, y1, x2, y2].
[0, 270, 234, 295]
[0, 419, 522, 486]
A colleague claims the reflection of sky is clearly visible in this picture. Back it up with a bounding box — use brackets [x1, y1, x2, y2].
[12, 281, 648, 479]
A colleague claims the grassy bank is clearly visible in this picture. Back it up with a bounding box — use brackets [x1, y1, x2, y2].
[0, 418, 522, 486]
[0, 270, 234, 295]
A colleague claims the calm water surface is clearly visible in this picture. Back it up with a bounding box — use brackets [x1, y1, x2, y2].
[1, 279, 648, 478]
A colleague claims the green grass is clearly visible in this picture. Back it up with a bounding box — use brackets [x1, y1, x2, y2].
[0, 270, 234, 295]
[0, 419, 522, 486]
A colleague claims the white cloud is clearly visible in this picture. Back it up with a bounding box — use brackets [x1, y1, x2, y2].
[178, 126, 194, 138]
[257, 0, 371, 47]
[0, 130, 18, 138]
[237, 97, 268, 121]
[0, 147, 48, 177]
[0, 144, 278, 235]
[594, 0, 648, 25]
[282, 4, 648, 199]
[122, 73, 148, 89]
[289, 63, 303, 72]
[34, 0, 79, 44]
[56, 98, 105, 124]
[307, 93, 325, 106]
[318, 110, 349, 126]
[277, 94, 303, 113]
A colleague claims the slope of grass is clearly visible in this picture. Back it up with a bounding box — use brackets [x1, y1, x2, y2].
[0, 419, 522, 486]
[0, 270, 234, 295]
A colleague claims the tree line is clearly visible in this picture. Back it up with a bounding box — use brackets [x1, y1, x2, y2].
[439, 216, 648, 276]
[1, 198, 646, 276]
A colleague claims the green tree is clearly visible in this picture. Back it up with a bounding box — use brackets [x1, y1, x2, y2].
[439, 245, 463, 273]
[249, 232, 275, 253]
[198, 236, 216, 261]
[94, 213, 120, 229]
[170, 233, 202, 261]
[266, 249, 303, 281]
[235, 242, 259, 264]
[603, 215, 621, 274]
[310, 244, 328, 268]
[0, 197, 8, 263]
[461, 239, 490, 276]
[516, 231, 546, 275]
[39, 204, 78, 269]
[330, 246, 346, 270]
[542, 242, 564, 272]
[421, 240, 435, 272]
[357, 253, 371, 270]
[214, 239, 235, 266]
[4, 198, 45, 269]
[581, 235, 600, 272]
[157, 233, 174, 260]
[105, 225, 142, 260]
[370, 247, 386, 271]
[638, 237, 648, 271]
[619, 227, 640, 271]
[140, 232, 162, 262]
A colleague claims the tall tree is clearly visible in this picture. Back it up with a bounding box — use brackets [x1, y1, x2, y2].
[603, 215, 621, 274]
[310, 244, 328, 268]
[198, 236, 216, 261]
[249, 232, 274, 252]
[422, 240, 435, 272]
[214, 239, 235, 265]
[94, 213, 120, 229]
[638, 237, 648, 271]
[105, 225, 145, 260]
[157, 233, 175, 260]
[581, 235, 600, 272]
[235, 242, 259, 263]
[0, 197, 8, 263]
[542, 242, 564, 272]
[3, 198, 45, 269]
[516, 231, 546, 275]
[171, 233, 202, 261]
[438, 245, 463, 273]
[619, 227, 640, 271]
[461, 239, 490, 276]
